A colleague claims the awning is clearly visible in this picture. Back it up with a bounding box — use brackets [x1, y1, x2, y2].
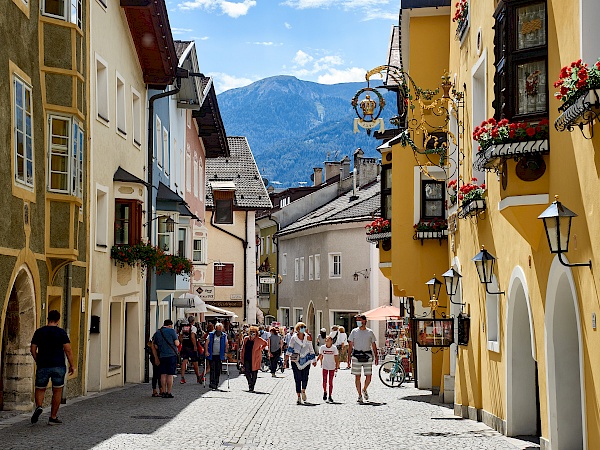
[178, 203, 200, 220]
[156, 289, 189, 302]
[362, 305, 401, 321]
[157, 182, 186, 204]
[175, 293, 207, 313]
[113, 166, 148, 186]
[204, 304, 238, 318]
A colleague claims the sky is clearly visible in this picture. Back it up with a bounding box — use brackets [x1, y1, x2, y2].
[166, 0, 400, 93]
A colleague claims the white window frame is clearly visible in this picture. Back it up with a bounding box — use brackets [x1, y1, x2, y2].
[282, 253, 287, 275]
[294, 258, 299, 282]
[266, 236, 271, 255]
[131, 88, 142, 148]
[155, 116, 162, 166]
[197, 159, 203, 200]
[486, 277, 501, 353]
[185, 149, 191, 192]
[308, 255, 314, 280]
[293, 307, 303, 325]
[179, 147, 185, 195]
[95, 185, 109, 250]
[116, 73, 126, 137]
[162, 127, 169, 175]
[193, 156, 199, 197]
[299, 256, 305, 281]
[95, 55, 109, 124]
[42, 0, 82, 28]
[13, 75, 34, 189]
[314, 254, 320, 280]
[48, 114, 84, 197]
[329, 252, 342, 278]
[280, 307, 290, 328]
[192, 238, 206, 264]
[157, 214, 173, 253]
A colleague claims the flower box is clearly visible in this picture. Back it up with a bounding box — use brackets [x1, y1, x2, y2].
[475, 139, 549, 171]
[453, 0, 469, 45]
[459, 199, 486, 219]
[415, 230, 448, 241]
[366, 231, 392, 243]
[555, 87, 600, 132]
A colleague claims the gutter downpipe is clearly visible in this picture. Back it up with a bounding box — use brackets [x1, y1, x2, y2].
[144, 84, 180, 383]
[210, 209, 248, 320]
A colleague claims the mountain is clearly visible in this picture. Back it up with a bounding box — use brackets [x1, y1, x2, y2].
[217, 76, 397, 188]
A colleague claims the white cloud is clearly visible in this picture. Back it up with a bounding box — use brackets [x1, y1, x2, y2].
[179, 0, 256, 18]
[247, 41, 282, 46]
[284, 22, 292, 29]
[293, 50, 314, 66]
[317, 67, 366, 84]
[172, 27, 193, 35]
[282, 0, 333, 8]
[282, 0, 396, 21]
[209, 72, 256, 94]
[193, 36, 210, 41]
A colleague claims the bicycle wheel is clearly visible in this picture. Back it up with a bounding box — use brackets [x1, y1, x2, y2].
[260, 359, 270, 372]
[379, 360, 406, 388]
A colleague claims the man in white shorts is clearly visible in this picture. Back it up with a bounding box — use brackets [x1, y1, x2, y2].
[347, 314, 378, 403]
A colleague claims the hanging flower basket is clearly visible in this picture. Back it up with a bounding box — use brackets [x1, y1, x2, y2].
[366, 218, 391, 243]
[457, 179, 486, 219]
[111, 242, 192, 277]
[453, 0, 469, 43]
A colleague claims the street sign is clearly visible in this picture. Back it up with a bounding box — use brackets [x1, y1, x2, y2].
[260, 277, 276, 284]
[230, 294, 243, 300]
[195, 284, 215, 301]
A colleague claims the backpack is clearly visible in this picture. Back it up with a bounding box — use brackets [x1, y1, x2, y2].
[332, 332, 338, 344]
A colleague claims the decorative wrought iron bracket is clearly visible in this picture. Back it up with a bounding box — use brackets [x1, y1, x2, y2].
[555, 88, 600, 139]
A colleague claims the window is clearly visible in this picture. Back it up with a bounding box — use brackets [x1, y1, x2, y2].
[13, 75, 33, 188]
[114, 200, 142, 245]
[186, 150, 191, 192]
[282, 253, 287, 275]
[179, 147, 185, 195]
[329, 253, 341, 278]
[294, 308, 303, 325]
[96, 188, 108, 248]
[259, 280, 270, 295]
[48, 115, 84, 197]
[96, 57, 109, 123]
[308, 255, 314, 280]
[197, 160, 203, 200]
[421, 180, 445, 219]
[157, 215, 172, 252]
[131, 89, 141, 147]
[299, 257, 305, 281]
[493, 1, 548, 121]
[214, 263, 234, 286]
[163, 128, 169, 174]
[42, 0, 82, 27]
[155, 117, 162, 166]
[260, 237, 265, 255]
[381, 164, 392, 221]
[215, 199, 233, 224]
[266, 236, 271, 255]
[486, 280, 500, 352]
[294, 258, 299, 281]
[116, 75, 126, 136]
[281, 307, 290, 328]
[314, 254, 320, 280]
[192, 238, 205, 264]
[193, 157, 199, 197]
[177, 228, 187, 257]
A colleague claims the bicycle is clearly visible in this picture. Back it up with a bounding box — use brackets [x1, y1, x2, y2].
[260, 352, 285, 373]
[378, 351, 407, 388]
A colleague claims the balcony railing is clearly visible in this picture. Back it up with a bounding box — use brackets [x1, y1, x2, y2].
[555, 87, 600, 135]
[475, 139, 549, 173]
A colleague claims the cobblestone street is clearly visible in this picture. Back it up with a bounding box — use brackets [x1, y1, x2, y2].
[0, 364, 539, 450]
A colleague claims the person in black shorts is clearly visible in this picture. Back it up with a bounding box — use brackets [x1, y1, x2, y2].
[30, 310, 75, 425]
[179, 316, 202, 384]
[152, 320, 180, 398]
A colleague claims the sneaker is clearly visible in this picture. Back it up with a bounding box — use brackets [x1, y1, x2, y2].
[31, 406, 43, 424]
[48, 417, 62, 425]
[301, 392, 307, 401]
[362, 388, 369, 401]
[180, 377, 186, 384]
[297, 398, 302, 405]
[328, 396, 334, 403]
[357, 396, 364, 404]
[162, 393, 174, 398]
[323, 392, 327, 401]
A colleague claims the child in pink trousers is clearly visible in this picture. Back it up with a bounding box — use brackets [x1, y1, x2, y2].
[317, 336, 340, 402]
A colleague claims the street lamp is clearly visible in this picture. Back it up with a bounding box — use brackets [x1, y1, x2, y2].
[472, 246, 505, 295]
[442, 267, 464, 306]
[425, 275, 442, 313]
[353, 269, 369, 281]
[538, 195, 592, 268]
[164, 216, 175, 233]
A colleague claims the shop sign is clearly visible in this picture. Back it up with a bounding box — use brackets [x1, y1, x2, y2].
[195, 284, 215, 301]
[413, 318, 454, 347]
[209, 301, 243, 308]
[230, 294, 243, 300]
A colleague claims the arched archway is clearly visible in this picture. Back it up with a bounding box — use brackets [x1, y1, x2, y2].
[1, 267, 37, 411]
[506, 267, 539, 437]
[306, 301, 315, 346]
[545, 257, 586, 449]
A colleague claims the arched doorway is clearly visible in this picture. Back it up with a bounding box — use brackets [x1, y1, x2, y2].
[506, 270, 539, 437]
[306, 302, 315, 345]
[546, 258, 586, 449]
[1, 268, 36, 411]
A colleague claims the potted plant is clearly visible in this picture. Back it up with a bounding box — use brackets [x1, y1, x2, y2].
[458, 178, 486, 215]
[156, 253, 193, 279]
[473, 117, 549, 153]
[414, 218, 448, 239]
[447, 179, 458, 207]
[110, 242, 161, 275]
[554, 58, 600, 109]
[365, 217, 391, 245]
[453, 0, 469, 41]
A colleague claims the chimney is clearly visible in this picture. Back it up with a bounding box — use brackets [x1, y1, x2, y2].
[324, 161, 341, 181]
[355, 150, 379, 188]
[313, 167, 323, 186]
[341, 156, 351, 179]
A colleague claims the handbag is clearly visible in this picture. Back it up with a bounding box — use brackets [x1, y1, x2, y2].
[353, 350, 371, 362]
[290, 352, 300, 362]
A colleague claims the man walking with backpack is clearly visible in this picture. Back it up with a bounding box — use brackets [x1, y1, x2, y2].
[205, 323, 228, 390]
[347, 314, 378, 403]
[179, 316, 202, 384]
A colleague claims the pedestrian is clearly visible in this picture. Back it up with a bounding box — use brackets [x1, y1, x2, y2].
[29, 310, 75, 425]
[240, 326, 268, 392]
[317, 336, 339, 402]
[316, 328, 327, 347]
[205, 322, 228, 390]
[259, 325, 269, 341]
[268, 326, 283, 377]
[347, 314, 378, 403]
[146, 338, 162, 397]
[284, 322, 316, 405]
[151, 319, 180, 398]
[337, 326, 349, 368]
[179, 316, 202, 384]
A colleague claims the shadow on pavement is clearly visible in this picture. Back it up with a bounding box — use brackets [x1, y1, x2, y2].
[359, 401, 387, 406]
[399, 394, 453, 409]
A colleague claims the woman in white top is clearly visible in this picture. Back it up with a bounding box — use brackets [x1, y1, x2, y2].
[336, 326, 349, 368]
[284, 322, 316, 404]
